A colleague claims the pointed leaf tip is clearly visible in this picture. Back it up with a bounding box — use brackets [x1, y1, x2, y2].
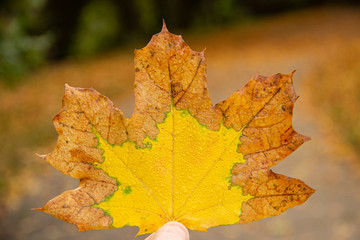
[36, 153, 47, 160]
[161, 19, 169, 32]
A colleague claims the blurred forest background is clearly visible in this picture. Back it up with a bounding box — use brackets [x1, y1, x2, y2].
[1, 0, 358, 82]
[1, 0, 360, 239]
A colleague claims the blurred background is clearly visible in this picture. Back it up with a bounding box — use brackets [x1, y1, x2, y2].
[0, 0, 359, 239]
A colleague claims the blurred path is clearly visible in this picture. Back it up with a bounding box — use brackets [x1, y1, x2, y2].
[1, 6, 359, 240]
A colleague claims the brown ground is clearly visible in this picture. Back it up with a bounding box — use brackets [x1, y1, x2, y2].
[1, 6, 359, 240]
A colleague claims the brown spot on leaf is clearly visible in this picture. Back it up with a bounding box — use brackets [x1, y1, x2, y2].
[70, 148, 99, 164]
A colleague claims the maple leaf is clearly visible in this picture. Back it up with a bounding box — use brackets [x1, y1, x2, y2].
[37, 23, 314, 235]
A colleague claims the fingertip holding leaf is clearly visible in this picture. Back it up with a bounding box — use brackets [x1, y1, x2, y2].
[38, 23, 314, 236]
[145, 221, 190, 240]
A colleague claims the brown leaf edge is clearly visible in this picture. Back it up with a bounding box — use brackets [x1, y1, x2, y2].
[216, 71, 315, 223]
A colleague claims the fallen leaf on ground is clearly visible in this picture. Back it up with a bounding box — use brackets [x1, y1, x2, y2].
[37, 23, 314, 235]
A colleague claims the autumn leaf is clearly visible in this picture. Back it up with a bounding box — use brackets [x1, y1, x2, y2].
[37, 23, 314, 235]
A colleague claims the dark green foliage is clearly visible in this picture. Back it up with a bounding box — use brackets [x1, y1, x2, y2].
[0, 0, 53, 84]
[70, 0, 121, 57]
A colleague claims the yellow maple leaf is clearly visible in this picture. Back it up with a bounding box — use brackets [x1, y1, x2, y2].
[37, 24, 314, 235]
